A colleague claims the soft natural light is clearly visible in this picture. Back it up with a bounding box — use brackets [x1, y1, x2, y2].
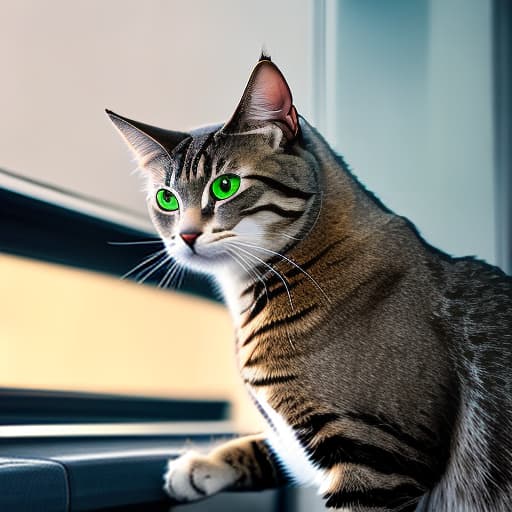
[0, 253, 261, 430]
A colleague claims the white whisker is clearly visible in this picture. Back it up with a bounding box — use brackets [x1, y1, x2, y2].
[307, 190, 324, 237]
[286, 330, 296, 351]
[163, 262, 183, 289]
[121, 248, 167, 280]
[176, 265, 187, 290]
[158, 260, 179, 288]
[227, 242, 293, 312]
[226, 247, 269, 306]
[235, 240, 330, 304]
[108, 239, 163, 246]
[138, 254, 172, 284]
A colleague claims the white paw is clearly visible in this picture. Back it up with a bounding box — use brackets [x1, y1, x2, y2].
[163, 450, 238, 503]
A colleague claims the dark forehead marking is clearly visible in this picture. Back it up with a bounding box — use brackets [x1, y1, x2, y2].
[182, 135, 205, 181]
[215, 156, 226, 176]
[201, 149, 213, 180]
[186, 131, 218, 181]
[167, 136, 192, 185]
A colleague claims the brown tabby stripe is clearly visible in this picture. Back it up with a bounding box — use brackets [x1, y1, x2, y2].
[293, 412, 339, 435]
[258, 276, 304, 303]
[344, 411, 429, 454]
[241, 277, 305, 328]
[250, 441, 288, 487]
[244, 373, 297, 387]
[240, 204, 304, 219]
[272, 394, 302, 411]
[305, 434, 436, 485]
[416, 423, 437, 441]
[244, 349, 295, 368]
[287, 405, 317, 425]
[241, 292, 268, 328]
[324, 483, 423, 511]
[240, 280, 264, 300]
[285, 240, 343, 279]
[241, 304, 318, 347]
[244, 174, 314, 200]
[239, 258, 287, 298]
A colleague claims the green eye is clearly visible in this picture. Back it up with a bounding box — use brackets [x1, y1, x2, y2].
[156, 189, 179, 212]
[211, 174, 241, 201]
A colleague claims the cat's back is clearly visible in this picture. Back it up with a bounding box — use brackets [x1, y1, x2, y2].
[432, 254, 512, 407]
[438, 256, 512, 343]
[423, 256, 512, 511]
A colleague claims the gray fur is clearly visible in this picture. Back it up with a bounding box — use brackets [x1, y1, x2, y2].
[107, 58, 512, 511]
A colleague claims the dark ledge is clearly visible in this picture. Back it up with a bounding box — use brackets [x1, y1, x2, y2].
[0, 387, 230, 425]
[0, 172, 217, 301]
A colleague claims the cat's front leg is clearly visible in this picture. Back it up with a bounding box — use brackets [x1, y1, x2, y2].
[163, 433, 285, 503]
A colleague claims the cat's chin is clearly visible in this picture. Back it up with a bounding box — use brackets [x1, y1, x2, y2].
[171, 251, 236, 277]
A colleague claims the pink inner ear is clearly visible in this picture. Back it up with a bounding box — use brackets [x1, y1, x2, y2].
[248, 62, 298, 136]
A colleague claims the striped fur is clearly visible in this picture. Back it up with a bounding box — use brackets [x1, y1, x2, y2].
[108, 57, 512, 510]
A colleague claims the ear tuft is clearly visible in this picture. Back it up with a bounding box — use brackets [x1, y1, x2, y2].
[259, 46, 271, 62]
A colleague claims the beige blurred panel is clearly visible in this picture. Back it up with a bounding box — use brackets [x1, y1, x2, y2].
[0, 254, 263, 431]
[0, 0, 313, 218]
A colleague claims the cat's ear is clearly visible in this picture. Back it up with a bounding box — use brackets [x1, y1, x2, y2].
[105, 110, 188, 167]
[222, 59, 299, 142]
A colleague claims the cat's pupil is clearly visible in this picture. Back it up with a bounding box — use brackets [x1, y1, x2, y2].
[163, 191, 171, 202]
[220, 178, 230, 192]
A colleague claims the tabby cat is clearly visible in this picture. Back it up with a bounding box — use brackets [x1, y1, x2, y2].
[107, 54, 512, 511]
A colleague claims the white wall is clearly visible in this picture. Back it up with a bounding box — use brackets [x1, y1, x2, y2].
[0, 0, 313, 222]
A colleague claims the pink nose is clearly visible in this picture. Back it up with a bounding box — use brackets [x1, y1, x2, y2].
[180, 232, 200, 248]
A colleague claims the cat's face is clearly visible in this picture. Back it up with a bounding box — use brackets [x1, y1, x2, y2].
[108, 58, 320, 280]
[143, 128, 319, 276]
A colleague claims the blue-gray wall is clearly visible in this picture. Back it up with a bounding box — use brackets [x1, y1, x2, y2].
[321, 0, 496, 265]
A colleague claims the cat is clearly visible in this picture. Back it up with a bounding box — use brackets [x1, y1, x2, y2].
[107, 54, 512, 511]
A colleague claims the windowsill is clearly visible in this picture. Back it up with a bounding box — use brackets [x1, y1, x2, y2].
[0, 421, 234, 439]
[0, 431, 232, 510]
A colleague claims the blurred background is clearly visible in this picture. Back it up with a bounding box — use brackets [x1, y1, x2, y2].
[0, 0, 510, 509]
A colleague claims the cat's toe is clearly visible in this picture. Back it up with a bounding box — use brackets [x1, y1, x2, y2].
[164, 451, 205, 502]
[163, 451, 237, 502]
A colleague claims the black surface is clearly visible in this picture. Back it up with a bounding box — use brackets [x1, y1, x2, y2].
[0, 185, 217, 301]
[0, 388, 229, 425]
[0, 436, 206, 511]
[0, 435, 283, 512]
[0, 457, 68, 512]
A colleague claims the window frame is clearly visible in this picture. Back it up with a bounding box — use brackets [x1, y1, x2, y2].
[493, 0, 512, 275]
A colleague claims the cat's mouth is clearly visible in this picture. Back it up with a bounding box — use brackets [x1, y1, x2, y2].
[170, 233, 237, 270]
[183, 232, 236, 256]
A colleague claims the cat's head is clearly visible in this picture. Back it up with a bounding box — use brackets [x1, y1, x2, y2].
[107, 56, 320, 279]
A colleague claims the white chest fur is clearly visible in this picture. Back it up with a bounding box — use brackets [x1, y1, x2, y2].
[251, 389, 325, 488]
